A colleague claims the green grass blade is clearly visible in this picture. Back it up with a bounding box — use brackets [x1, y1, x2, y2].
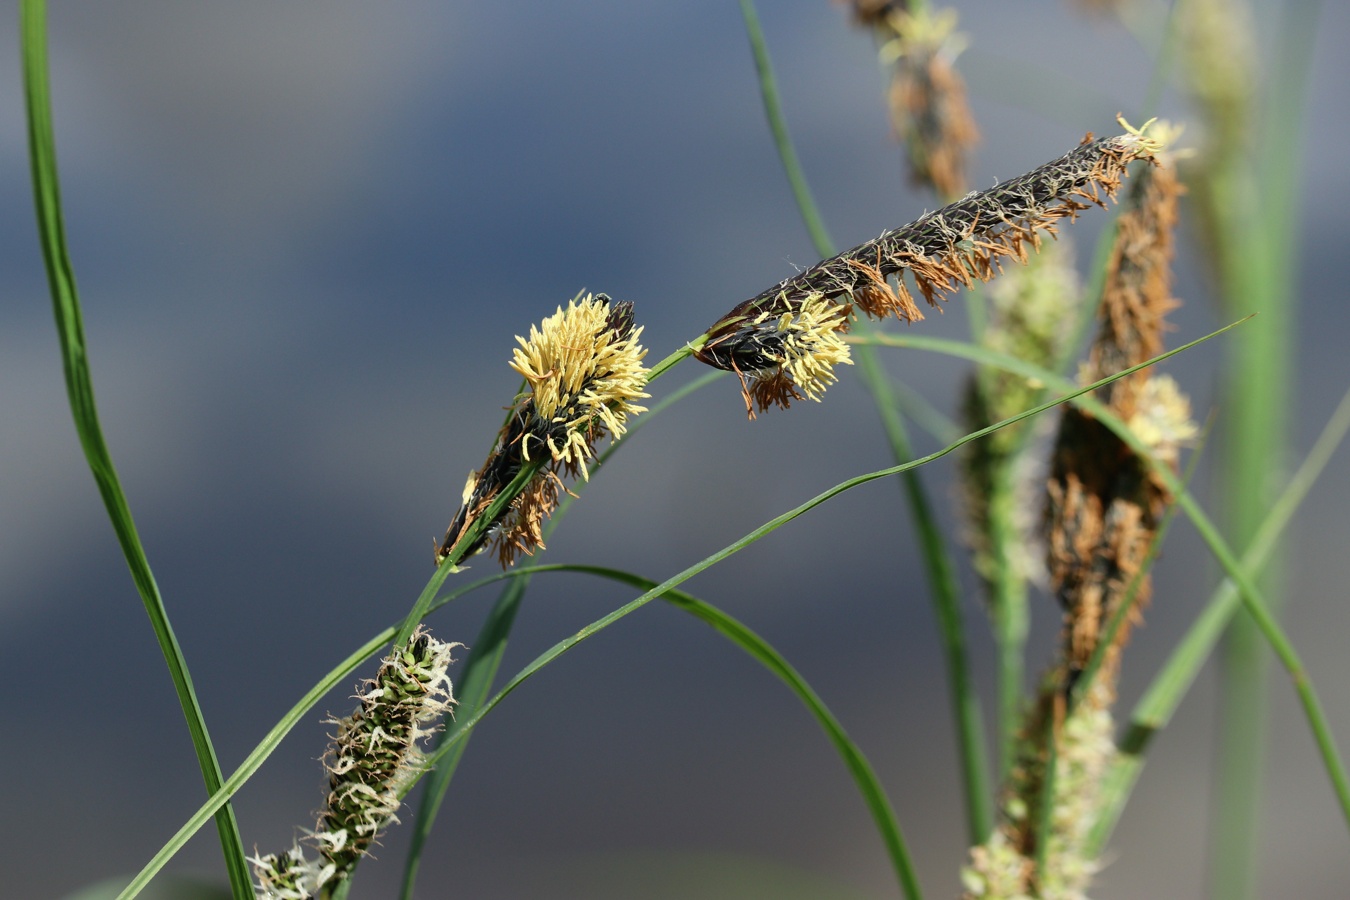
[1086, 382, 1350, 854]
[738, 0, 992, 840]
[540, 563, 923, 900]
[20, 3, 250, 896]
[858, 325, 1350, 836]
[1209, 4, 1321, 893]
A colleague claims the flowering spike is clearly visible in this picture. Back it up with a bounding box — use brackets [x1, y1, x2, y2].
[883, 7, 980, 198]
[695, 132, 1159, 417]
[314, 628, 461, 880]
[714, 132, 1160, 334]
[437, 293, 649, 567]
[694, 292, 853, 418]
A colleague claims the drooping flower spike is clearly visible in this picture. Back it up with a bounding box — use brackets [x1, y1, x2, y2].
[740, 125, 1165, 325]
[437, 293, 649, 567]
[695, 123, 1169, 417]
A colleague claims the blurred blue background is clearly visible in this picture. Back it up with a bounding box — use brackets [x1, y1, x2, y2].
[2, 2, 1348, 897]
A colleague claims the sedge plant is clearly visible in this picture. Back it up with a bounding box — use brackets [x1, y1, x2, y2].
[18, 2, 1350, 899]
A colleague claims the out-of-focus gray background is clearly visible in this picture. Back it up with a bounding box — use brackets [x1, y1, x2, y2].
[2, 2, 1348, 898]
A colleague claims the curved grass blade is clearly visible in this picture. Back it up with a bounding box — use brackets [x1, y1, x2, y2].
[526, 563, 922, 900]
[20, 3, 250, 896]
[409, 330, 1230, 832]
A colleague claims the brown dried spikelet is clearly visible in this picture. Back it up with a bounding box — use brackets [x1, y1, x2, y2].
[1045, 157, 1185, 678]
[694, 125, 1166, 419]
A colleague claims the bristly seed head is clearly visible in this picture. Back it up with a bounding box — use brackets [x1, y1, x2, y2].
[694, 292, 854, 418]
[708, 126, 1165, 329]
[250, 628, 460, 899]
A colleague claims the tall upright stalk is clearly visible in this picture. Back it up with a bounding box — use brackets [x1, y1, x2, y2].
[739, 0, 992, 842]
[1206, 4, 1320, 896]
[19, 2, 250, 896]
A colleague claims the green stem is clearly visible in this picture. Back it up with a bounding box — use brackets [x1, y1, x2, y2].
[20, 3, 250, 897]
[738, 0, 834, 256]
[1087, 383, 1350, 856]
[739, 0, 992, 841]
[986, 462, 1029, 783]
[1209, 4, 1320, 893]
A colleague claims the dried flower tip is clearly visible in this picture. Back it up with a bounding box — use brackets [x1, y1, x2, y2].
[694, 292, 854, 418]
[316, 627, 460, 879]
[712, 132, 1159, 335]
[1086, 158, 1182, 418]
[881, 7, 979, 198]
[250, 843, 336, 900]
[510, 292, 649, 478]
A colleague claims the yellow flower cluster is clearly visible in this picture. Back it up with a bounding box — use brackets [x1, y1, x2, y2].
[510, 293, 649, 479]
